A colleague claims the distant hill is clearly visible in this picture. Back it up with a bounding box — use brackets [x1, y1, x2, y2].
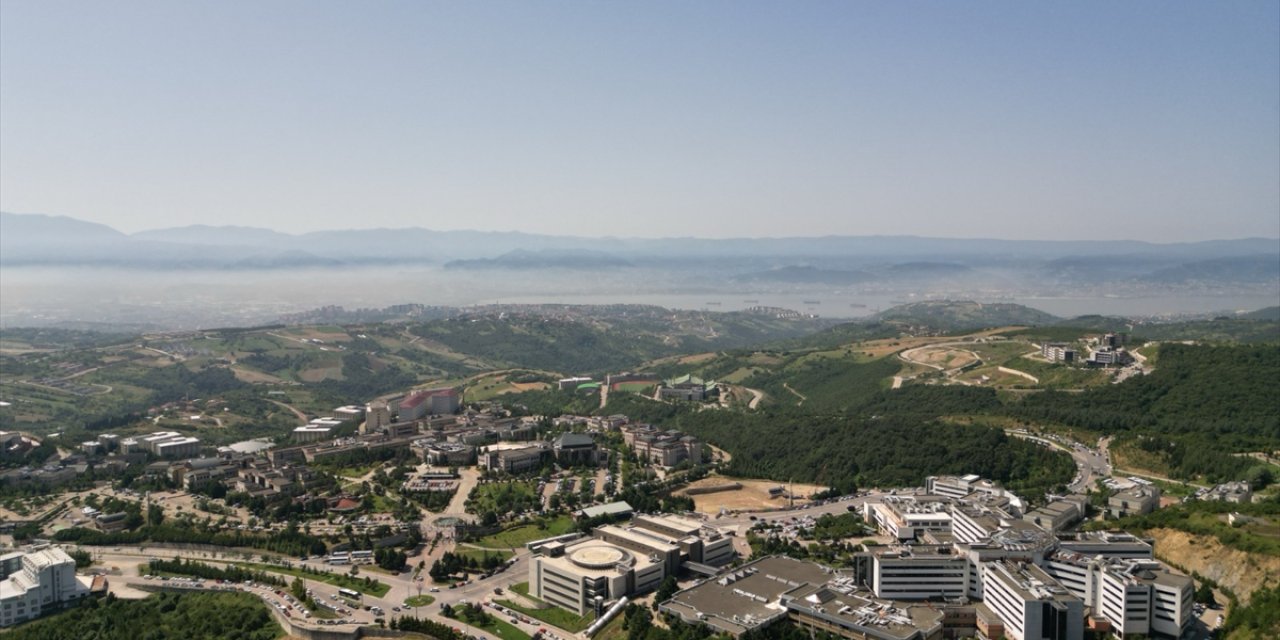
[1240, 306, 1280, 321]
[731, 265, 875, 285]
[1142, 255, 1280, 284]
[133, 224, 294, 247]
[885, 262, 973, 277]
[3, 210, 1277, 270]
[872, 300, 1060, 331]
[443, 249, 632, 270]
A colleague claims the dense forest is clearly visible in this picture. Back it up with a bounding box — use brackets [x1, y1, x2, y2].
[8, 592, 282, 640]
[677, 411, 1074, 496]
[1013, 343, 1280, 482]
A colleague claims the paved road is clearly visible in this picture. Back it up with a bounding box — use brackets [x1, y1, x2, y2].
[87, 544, 551, 640]
[1004, 431, 1111, 494]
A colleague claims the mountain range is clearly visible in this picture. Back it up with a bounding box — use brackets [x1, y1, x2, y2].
[2, 212, 1277, 288]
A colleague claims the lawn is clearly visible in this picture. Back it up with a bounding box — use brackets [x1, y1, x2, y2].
[453, 609, 532, 640]
[404, 595, 436, 607]
[454, 547, 513, 564]
[474, 515, 576, 549]
[496, 598, 594, 632]
[228, 562, 390, 597]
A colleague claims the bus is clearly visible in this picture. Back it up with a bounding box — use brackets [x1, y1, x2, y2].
[338, 588, 361, 601]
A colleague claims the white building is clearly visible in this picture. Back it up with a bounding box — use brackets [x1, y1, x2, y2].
[530, 514, 736, 615]
[293, 425, 333, 443]
[1042, 553, 1192, 638]
[864, 496, 953, 541]
[529, 540, 663, 616]
[870, 546, 972, 601]
[982, 560, 1083, 640]
[0, 546, 90, 627]
[154, 436, 201, 458]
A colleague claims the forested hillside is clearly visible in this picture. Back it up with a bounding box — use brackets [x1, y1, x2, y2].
[1013, 343, 1279, 482]
[8, 592, 282, 640]
[677, 411, 1074, 496]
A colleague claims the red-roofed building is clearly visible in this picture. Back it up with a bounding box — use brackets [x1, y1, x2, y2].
[398, 387, 459, 421]
[425, 387, 461, 415]
[399, 391, 430, 421]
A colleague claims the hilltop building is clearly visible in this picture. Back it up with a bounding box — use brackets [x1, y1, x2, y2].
[1107, 485, 1161, 519]
[1041, 344, 1077, 363]
[622, 424, 702, 468]
[0, 545, 91, 627]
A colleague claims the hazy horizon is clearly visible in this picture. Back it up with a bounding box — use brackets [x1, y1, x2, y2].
[2, 2, 1278, 242]
[4, 210, 1279, 244]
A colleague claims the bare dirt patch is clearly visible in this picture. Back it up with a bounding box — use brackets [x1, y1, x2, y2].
[677, 353, 718, 365]
[510, 382, 549, 392]
[676, 476, 829, 514]
[231, 367, 288, 384]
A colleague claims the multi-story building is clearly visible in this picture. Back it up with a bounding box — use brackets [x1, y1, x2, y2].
[424, 388, 461, 415]
[624, 425, 702, 468]
[553, 433, 600, 467]
[1088, 348, 1133, 367]
[0, 546, 90, 627]
[1022, 498, 1085, 532]
[293, 425, 332, 443]
[981, 560, 1083, 640]
[399, 391, 431, 422]
[529, 540, 664, 616]
[1108, 486, 1160, 519]
[1200, 481, 1253, 503]
[557, 377, 593, 391]
[332, 405, 365, 425]
[529, 513, 736, 616]
[1042, 553, 1192, 638]
[863, 496, 953, 541]
[363, 402, 391, 434]
[662, 556, 947, 640]
[869, 546, 972, 601]
[479, 443, 548, 474]
[411, 440, 475, 466]
[1041, 344, 1078, 363]
[122, 432, 201, 458]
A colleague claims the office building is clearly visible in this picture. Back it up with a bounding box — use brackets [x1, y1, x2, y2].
[1108, 486, 1160, 519]
[982, 560, 1083, 640]
[0, 546, 90, 627]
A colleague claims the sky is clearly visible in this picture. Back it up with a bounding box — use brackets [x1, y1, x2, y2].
[1, 2, 1278, 242]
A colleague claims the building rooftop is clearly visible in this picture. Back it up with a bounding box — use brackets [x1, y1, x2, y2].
[537, 538, 658, 579]
[578, 501, 634, 519]
[662, 556, 830, 635]
[554, 433, 595, 449]
[987, 560, 1079, 604]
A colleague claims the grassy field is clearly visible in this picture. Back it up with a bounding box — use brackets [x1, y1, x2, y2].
[454, 547, 514, 564]
[474, 516, 575, 549]
[229, 561, 391, 597]
[404, 595, 436, 607]
[496, 598, 594, 632]
[611, 381, 655, 393]
[454, 610, 532, 640]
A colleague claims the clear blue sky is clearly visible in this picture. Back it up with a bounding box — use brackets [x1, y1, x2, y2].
[2, 1, 1277, 241]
